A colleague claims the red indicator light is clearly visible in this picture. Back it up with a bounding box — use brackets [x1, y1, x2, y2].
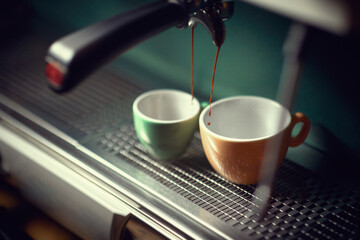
[45, 63, 63, 87]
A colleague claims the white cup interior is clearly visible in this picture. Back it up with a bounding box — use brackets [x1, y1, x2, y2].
[134, 89, 200, 123]
[201, 96, 291, 140]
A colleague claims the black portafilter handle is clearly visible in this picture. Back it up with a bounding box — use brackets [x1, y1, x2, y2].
[45, 0, 188, 93]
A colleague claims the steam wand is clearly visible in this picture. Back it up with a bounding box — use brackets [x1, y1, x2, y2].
[251, 23, 309, 219]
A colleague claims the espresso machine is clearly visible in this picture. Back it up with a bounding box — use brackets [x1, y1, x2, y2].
[1, 0, 360, 239]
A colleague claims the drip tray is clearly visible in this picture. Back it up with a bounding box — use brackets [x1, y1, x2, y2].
[93, 123, 360, 239]
[1, 24, 360, 239]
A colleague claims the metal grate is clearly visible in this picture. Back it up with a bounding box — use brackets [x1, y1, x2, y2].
[1, 26, 360, 240]
[99, 123, 360, 240]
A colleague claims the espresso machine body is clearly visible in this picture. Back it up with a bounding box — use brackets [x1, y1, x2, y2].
[1, 0, 360, 239]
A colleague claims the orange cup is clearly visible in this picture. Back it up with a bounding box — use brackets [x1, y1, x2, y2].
[199, 96, 310, 185]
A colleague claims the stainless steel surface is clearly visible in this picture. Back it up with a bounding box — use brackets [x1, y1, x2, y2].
[1, 24, 360, 239]
[0, 122, 131, 240]
[241, 0, 359, 35]
[0, 108, 192, 240]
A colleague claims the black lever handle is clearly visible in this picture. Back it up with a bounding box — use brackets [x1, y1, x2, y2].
[45, 0, 187, 93]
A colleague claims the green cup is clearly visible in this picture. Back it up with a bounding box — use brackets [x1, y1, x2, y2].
[133, 89, 201, 161]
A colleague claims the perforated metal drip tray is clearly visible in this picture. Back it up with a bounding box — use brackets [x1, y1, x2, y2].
[95, 125, 360, 240]
[1, 25, 360, 239]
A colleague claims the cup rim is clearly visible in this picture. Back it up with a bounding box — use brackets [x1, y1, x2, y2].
[199, 95, 291, 142]
[133, 89, 200, 124]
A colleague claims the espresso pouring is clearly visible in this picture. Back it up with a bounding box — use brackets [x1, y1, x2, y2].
[190, 28, 222, 126]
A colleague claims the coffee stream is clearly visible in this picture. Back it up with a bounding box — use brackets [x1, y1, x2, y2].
[191, 27, 194, 100]
[190, 28, 221, 126]
[208, 46, 221, 125]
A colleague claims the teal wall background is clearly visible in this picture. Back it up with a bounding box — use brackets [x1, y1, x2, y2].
[28, 0, 360, 157]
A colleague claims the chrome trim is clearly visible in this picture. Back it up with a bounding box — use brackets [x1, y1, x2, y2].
[0, 98, 217, 239]
[0, 123, 131, 239]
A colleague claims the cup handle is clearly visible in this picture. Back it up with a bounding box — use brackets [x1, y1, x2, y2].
[289, 112, 310, 147]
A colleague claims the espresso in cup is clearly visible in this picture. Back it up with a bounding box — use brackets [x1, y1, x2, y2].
[133, 89, 200, 161]
[199, 96, 310, 185]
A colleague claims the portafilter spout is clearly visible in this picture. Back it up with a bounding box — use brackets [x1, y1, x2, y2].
[189, 0, 234, 47]
[45, 0, 234, 93]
